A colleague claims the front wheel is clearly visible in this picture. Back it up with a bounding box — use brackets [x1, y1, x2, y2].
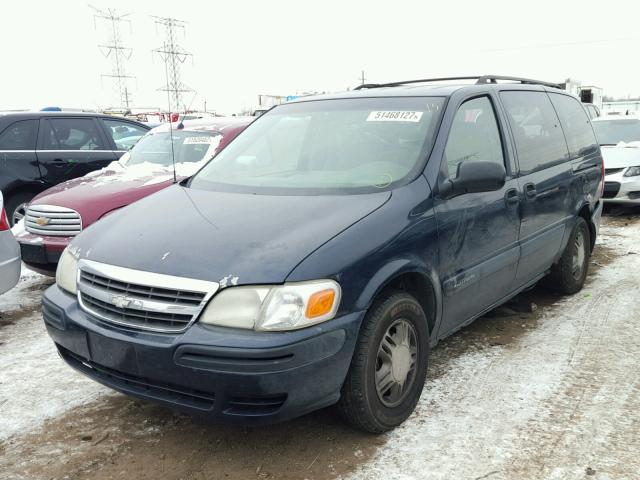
[338, 291, 429, 433]
[546, 217, 591, 295]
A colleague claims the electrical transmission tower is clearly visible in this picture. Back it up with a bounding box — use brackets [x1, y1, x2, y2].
[90, 5, 135, 110]
[152, 16, 193, 113]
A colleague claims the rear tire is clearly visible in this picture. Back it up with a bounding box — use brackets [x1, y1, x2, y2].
[338, 291, 429, 433]
[546, 217, 590, 295]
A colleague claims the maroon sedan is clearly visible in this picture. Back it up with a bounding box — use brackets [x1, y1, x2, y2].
[15, 117, 253, 275]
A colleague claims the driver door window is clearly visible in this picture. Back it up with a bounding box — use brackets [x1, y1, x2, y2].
[444, 96, 505, 178]
[102, 119, 148, 151]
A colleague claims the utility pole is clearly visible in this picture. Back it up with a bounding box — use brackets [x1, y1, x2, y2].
[359, 70, 367, 86]
[152, 16, 193, 114]
[90, 5, 135, 110]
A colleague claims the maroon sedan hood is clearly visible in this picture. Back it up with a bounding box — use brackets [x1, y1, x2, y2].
[30, 165, 177, 227]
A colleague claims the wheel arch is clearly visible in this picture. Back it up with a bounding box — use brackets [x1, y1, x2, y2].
[355, 259, 443, 340]
[2, 181, 45, 203]
[577, 203, 596, 252]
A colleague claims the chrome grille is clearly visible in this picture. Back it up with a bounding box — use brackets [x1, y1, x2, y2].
[80, 271, 206, 307]
[25, 204, 82, 236]
[77, 260, 218, 333]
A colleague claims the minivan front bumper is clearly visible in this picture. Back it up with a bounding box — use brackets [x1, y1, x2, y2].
[42, 285, 363, 425]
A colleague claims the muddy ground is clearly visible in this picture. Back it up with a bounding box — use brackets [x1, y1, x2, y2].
[1, 207, 640, 480]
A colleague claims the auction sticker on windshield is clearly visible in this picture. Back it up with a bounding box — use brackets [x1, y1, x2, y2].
[184, 136, 215, 144]
[367, 111, 423, 122]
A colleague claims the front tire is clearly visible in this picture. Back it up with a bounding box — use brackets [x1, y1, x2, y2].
[546, 217, 590, 294]
[338, 291, 429, 433]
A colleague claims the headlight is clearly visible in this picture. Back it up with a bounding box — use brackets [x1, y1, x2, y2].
[56, 247, 79, 295]
[624, 166, 640, 177]
[199, 280, 341, 331]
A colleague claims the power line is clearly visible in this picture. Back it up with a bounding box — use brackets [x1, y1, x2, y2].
[152, 16, 194, 113]
[476, 36, 640, 53]
[90, 5, 135, 109]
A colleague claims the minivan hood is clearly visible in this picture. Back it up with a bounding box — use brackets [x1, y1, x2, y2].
[73, 185, 391, 285]
[601, 144, 640, 169]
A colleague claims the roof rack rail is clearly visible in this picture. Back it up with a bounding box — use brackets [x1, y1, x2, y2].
[354, 75, 564, 90]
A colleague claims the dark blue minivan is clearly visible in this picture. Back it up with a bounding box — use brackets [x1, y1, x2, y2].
[43, 76, 603, 433]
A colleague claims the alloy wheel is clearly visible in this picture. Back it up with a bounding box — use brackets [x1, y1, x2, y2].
[11, 202, 27, 226]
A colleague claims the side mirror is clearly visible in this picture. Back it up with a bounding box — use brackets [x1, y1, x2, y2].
[439, 161, 506, 199]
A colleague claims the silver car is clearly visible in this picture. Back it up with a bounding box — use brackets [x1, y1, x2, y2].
[0, 191, 21, 294]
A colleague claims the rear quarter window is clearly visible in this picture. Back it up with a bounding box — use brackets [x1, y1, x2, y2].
[500, 91, 569, 175]
[548, 93, 599, 158]
[0, 119, 38, 150]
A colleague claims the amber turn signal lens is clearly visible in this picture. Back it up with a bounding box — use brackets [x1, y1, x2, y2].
[306, 289, 336, 319]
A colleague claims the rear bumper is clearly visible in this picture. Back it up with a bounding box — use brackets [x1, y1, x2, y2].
[42, 284, 363, 425]
[16, 233, 70, 275]
[591, 199, 603, 240]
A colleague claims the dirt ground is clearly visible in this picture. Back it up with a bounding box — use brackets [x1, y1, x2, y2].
[2, 206, 640, 480]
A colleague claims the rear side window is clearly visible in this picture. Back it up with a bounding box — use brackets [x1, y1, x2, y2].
[101, 119, 148, 151]
[42, 118, 107, 151]
[0, 120, 37, 150]
[444, 96, 504, 179]
[548, 93, 598, 158]
[585, 105, 599, 120]
[500, 91, 569, 175]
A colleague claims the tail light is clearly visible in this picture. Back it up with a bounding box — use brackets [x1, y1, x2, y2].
[0, 207, 10, 231]
[170, 113, 180, 122]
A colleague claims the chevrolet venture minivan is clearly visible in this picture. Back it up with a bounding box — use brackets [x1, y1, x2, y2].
[43, 76, 603, 433]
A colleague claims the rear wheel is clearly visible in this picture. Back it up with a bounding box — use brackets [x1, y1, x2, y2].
[546, 217, 590, 294]
[6, 192, 34, 227]
[338, 291, 429, 433]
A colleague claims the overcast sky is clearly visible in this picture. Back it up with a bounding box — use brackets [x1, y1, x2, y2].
[1, 0, 639, 114]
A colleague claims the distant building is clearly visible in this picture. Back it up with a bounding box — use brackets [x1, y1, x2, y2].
[563, 78, 603, 108]
[601, 100, 640, 116]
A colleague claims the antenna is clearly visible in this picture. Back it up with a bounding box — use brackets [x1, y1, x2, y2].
[90, 5, 135, 110]
[152, 16, 194, 114]
[162, 53, 178, 184]
[359, 70, 367, 86]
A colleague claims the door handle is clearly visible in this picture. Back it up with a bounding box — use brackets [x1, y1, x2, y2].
[52, 158, 66, 163]
[524, 182, 537, 199]
[504, 188, 520, 207]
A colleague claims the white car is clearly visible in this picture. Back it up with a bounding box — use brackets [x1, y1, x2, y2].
[0, 191, 21, 294]
[592, 116, 640, 204]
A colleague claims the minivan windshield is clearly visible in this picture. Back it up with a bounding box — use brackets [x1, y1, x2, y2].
[122, 130, 222, 167]
[592, 119, 640, 146]
[190, 97, 445, 194]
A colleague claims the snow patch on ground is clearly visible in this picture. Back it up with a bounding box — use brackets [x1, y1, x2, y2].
[0, 270, 109, 441]
[347, 221, 640, 480]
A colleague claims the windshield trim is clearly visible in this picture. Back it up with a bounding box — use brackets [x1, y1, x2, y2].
[187, 95, 447, 196]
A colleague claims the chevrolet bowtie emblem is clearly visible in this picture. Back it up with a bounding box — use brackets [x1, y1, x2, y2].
[36, 217, 50, 226]
[111, 295, 133, 309]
